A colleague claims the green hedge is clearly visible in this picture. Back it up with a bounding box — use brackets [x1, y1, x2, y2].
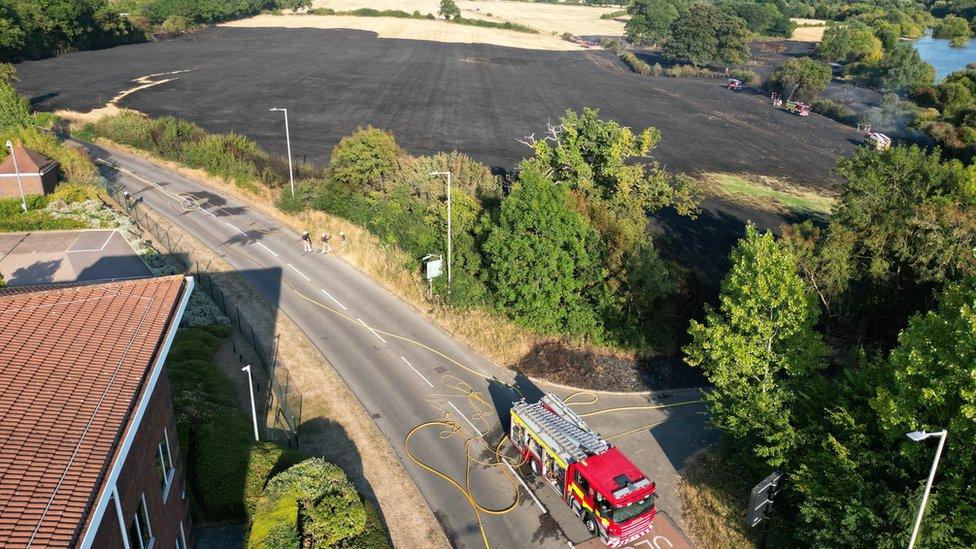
[812, 99, 859, 126]
[93, 112, 293, 190]
[0, 194, 89, 231]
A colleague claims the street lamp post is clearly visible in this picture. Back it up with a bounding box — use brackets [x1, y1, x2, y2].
[5, 140, 27, 212]
[430, 171, 452, 291]
[269, 107, 295, 198]
[906, 429, 948, 549]
[242, 365, 260, 442]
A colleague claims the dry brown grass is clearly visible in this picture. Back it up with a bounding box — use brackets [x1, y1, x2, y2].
[679, 447, 755, 549]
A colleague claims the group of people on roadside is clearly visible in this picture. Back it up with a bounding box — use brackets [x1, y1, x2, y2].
[301, 230, 345, 254]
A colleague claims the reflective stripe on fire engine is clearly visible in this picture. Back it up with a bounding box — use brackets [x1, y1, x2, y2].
[511, 412, 569, 469]
[569, 482, 593, 512]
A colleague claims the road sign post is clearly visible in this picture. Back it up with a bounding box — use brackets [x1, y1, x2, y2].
[747, 471, 783, 549]
[423, 254, 443, 298]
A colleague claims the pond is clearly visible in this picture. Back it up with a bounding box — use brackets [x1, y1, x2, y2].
[912, 32, 976, 81]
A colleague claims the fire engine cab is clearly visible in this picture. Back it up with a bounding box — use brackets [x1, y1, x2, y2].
[510, 394, 657, 547]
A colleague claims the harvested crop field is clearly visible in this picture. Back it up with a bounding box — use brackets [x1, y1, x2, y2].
[225, 13, 579, 50]
[310, 0, 626, 37]
[17, 26, 856, 188]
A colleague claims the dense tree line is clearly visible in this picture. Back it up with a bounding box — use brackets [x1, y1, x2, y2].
[687, 142, 976, 546]
[0, 0, 146, 62]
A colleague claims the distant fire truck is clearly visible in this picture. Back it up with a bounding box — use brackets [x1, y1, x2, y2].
[510, 394, 658, 547]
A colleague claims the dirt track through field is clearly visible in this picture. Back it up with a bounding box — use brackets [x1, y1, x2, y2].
[17, 27, 856, 189]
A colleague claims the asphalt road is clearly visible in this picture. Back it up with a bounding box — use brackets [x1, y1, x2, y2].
[18, 27, 857, 187]
[86, 140, 715, 548]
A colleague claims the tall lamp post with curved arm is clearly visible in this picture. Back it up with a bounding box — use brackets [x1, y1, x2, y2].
[906, 429, 948, 549]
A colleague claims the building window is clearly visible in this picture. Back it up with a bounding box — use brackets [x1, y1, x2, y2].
[175, 522, 187, 549]
[156, 428, 175, 500]
[128, 494, 154, 549]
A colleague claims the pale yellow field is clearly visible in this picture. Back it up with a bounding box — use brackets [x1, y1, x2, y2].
[790, 17, 826, 42]
[224, 13, 585, 50]
[313, 0, 625, 36]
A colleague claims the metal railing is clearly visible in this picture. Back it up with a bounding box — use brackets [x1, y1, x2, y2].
[104, 183, 302, 446]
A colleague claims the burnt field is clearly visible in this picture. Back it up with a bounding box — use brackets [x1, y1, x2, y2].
[16, 26, 856, 188]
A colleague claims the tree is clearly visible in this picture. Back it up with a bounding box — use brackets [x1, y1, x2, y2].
[328, 126, 401, 192]
[483, 166, 605, 337]
[877, 43, 936, 94]
[833, 144, 976, 285]
[625, 0, 678, 45]
[817, 24, 883, 64]
[0, 63, 16, 83]
[933, 15, 973, 41]
[664, 4, 749, 67]
[523, 108, 697, 295]
[871, 278, 976, 548]
[0, 81, 29, 130]
[685, 225, 827, 467]
[276, 0, 312, 13]
[768, 57, 833, 101]
[439, 0, 460, 20]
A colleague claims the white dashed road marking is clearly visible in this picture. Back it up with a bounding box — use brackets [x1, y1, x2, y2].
[287, 263, 311, 282]
[320, 288, 348, 310]
[357, 318, 387, 344]
[399, 356, 434, 388]
[257, 242, 278, 257]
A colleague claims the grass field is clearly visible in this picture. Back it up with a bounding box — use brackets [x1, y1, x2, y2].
[703, 173, 836, 217]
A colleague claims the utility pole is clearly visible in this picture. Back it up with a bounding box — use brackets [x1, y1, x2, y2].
[242, 365, 260, 441]
[6, 140, 27, 212]
[907, 429, 948, 549]
[269, 107, 295, 198]
[430, 171, 452, 292]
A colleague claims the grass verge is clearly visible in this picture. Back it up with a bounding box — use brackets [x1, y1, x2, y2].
[679, 446, 755, 548]
[702, 173, 836, 218]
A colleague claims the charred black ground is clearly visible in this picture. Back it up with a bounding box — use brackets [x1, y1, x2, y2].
[16, 26, 855, 187]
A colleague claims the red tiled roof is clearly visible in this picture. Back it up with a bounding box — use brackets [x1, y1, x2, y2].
[0, 275, 187, 547]
[0, 145, 58, 175]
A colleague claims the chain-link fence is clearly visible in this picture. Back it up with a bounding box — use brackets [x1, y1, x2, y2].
[104, 183, 302, 446]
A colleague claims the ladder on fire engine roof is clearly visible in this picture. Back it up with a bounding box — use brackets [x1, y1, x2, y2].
[514, 394, 610, 463]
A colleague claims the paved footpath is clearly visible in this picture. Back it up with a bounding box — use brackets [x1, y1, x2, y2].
[87, 140, 715, 548]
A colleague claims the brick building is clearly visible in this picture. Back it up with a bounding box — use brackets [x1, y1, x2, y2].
[0, 145, 60, 198]
[0, 275, 194, 548]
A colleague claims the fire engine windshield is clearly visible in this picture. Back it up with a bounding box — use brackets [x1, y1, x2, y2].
[609, 494, 656, 524]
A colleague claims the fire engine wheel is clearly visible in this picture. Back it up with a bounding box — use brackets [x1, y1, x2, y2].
[582, 512, 599, 536]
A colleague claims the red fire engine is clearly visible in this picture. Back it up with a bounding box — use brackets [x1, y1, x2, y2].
[510, 394, 657, 547]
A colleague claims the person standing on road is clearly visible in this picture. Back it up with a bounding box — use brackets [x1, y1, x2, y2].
[301, 231, 312, 253]
[320, 232, 332, 254]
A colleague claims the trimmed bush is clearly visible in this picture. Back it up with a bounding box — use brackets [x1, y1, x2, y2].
[250, 458, 368, 548]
